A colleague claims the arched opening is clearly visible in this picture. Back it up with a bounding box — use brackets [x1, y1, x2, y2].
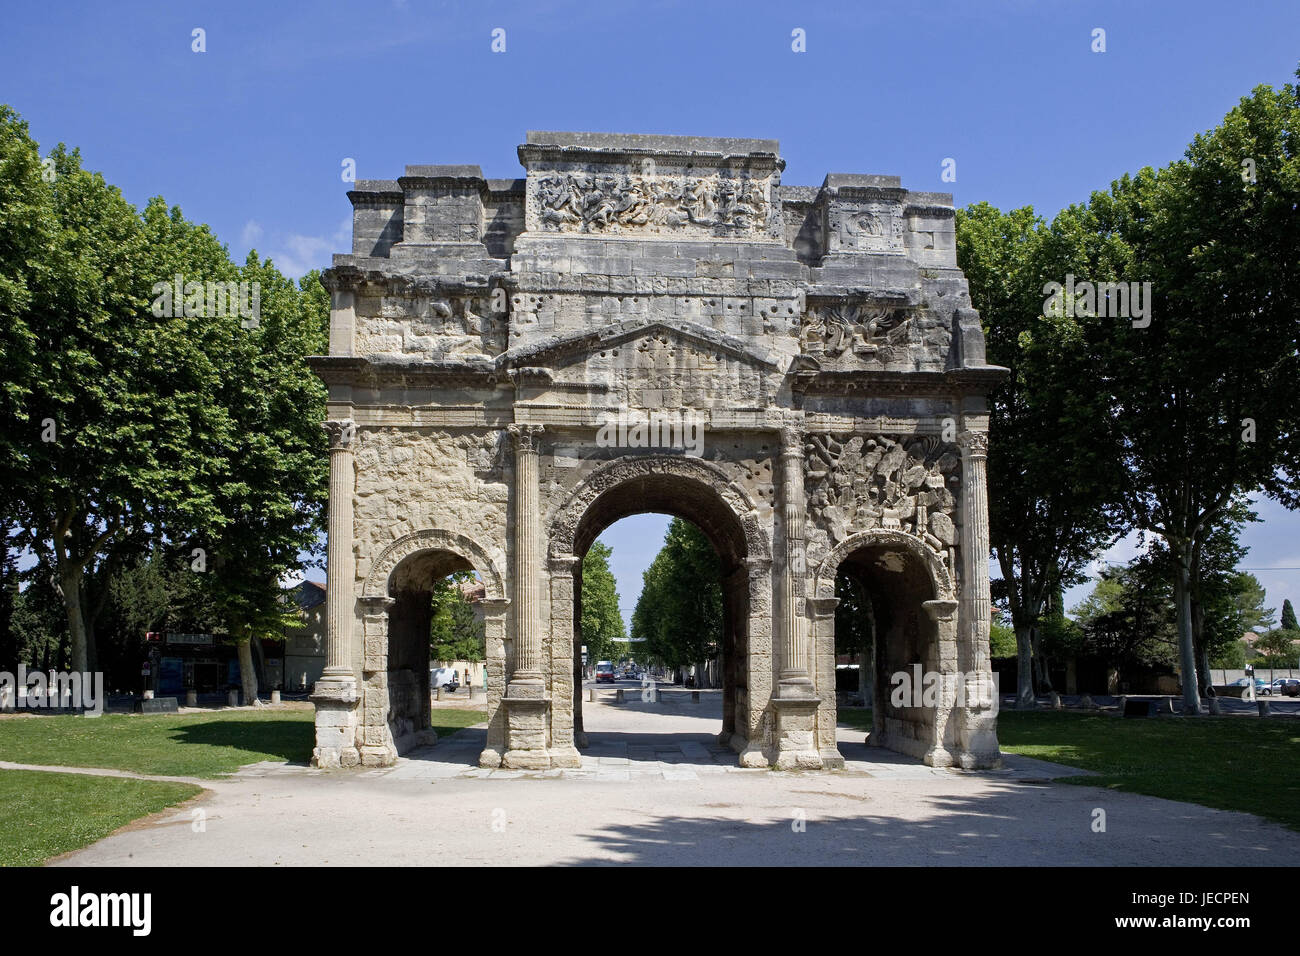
[575, 514, 729, 758]
[824, 532, 956, 765]
[558, 463, 757, 760]
[383, 549, 478, 754]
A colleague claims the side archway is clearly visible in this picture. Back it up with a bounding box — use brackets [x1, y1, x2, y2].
[355, 527, 508, 767]
[811, 528, 959, 767]
[812, 529, 954, 604]
[362, 528, 506, 602]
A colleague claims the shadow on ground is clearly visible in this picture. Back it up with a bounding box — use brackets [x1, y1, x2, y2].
[549, 782, 1296, 866]
[172, 720, 313, 765]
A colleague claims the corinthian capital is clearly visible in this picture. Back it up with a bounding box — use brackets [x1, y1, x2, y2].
[323, 419, 357, 450]
[508, 423, 544, 453]
[957, 430, 989, 456]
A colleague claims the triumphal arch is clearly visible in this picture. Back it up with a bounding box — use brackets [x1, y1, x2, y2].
[309, 131, 1005, 772]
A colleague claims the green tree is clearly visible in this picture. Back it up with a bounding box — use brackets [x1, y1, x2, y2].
[1091, 73, 1300, 712]
[187, 259, 330, 703]
[1282, 599, 1298, 632]
[956, 201, 1128, 706]
[429, 572, 485, 663]
[1254, 629, 1299, 668]
[989, 621, 1017, 659]
[2, 111, 252, 674]
[834, 570, 873, 698]
[1072, 563, 1177, 682]
[630, 519, 722, 683]
[0, 105, 331, 688]
[580, 541, 625, 666]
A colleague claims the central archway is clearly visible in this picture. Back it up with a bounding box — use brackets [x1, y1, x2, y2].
[547, 455, 771, 762]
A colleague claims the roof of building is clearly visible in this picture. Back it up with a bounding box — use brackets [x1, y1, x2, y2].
[292, 580, 327, 611]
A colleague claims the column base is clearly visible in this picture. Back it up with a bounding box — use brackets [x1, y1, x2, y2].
[957, 749, 1003, 770]
[312, 746, 360, 769]
[360, 744, 397, 767]
[922, 746, 956, 768]
[479, 748, 503, 769]
[310, 674, 360, 770]
[736, 740, 770, 768]
[547, 744, 582, 769]
[772, 697, 823, 770]
[502, 695, 550, 768]
[819, 749, 846, 770]
[775, 676, 817, 700]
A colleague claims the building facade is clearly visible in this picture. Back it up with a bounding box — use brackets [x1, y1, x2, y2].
[309, 131, 1005, 771]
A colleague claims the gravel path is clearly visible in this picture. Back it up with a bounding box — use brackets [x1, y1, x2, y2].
[52, 699, 1300, 866]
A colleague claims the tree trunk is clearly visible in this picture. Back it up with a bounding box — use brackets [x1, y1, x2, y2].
[1031, 624, 1054, 694]
[236, 638, 260, 706]
[1014, 621, 1035, 708]
[1172, 546, 1201, 714]
[57, 564, 89, 674]
[1196, 639, 1220, 715]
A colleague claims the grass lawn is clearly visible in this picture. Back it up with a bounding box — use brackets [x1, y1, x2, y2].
[838, 706, 1300, 830]
[430, 708, 488, 739]
[0, 707, 486, 778]
[0, 770, 201, 866]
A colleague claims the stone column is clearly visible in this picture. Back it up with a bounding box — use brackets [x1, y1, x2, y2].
[311, 418, 360, 768]
[957, 427, 1001, 769]
[507, 424, 545, 693]
[503, 423, 549, 770]
[957, 429, 991, 658]
[777, 427, 814, 698]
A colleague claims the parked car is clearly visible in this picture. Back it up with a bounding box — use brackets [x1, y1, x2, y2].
[595, 661, 616, 683]
[1229, 677, 1271, 696]
[430, 666, 457, 689]
[1270, 678, 1300, 697]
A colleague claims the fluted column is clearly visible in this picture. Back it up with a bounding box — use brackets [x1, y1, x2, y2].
[311, 418, 360, 769]
[322, 419, 357, 677]
[777, 427, 814, 697]
[508, 424, 544, 691]
[958, 429, 992, 659]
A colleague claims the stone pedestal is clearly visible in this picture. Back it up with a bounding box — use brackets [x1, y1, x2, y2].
[502, 695, 551, 770]
[311, 678, 360, 769]
[771, 697, 824, 769]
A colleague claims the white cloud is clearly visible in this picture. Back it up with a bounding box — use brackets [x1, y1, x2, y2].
[240, 219, 264, 247]
[263, 217, 351, 280]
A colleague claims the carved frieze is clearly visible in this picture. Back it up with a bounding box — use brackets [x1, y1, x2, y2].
[825, 199, 905, 254]
[800, 303, 911, 364]
[355, 293, 504, 359]
[804, 433, 961, 576]
[531, 172, 770, 237]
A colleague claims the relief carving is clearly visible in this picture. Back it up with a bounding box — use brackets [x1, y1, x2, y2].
[534, 172, 768, 236]
[357, 294, 502, 359]
[827, 200, 905, 254]
[800, 303, 911, 362]
[804, 433, 961, 576]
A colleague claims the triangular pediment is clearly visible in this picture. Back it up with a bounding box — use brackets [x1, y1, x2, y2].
[498, 317, 783, 373]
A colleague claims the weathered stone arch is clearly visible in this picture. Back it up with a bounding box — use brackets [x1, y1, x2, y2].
[813, 529, 954, 604]
[547, 454, 771, 565]
[362, 528, 506, 601]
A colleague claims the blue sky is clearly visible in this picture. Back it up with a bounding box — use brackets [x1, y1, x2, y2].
[4, 0, 1299, 618]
